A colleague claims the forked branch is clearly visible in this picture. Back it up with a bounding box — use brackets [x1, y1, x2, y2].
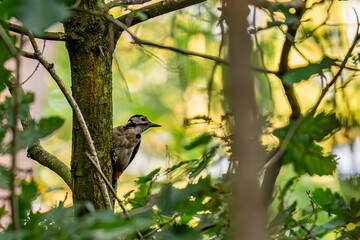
[20, 30, 113, 209]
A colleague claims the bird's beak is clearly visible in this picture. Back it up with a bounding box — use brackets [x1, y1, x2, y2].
[148, 122, 161, 128]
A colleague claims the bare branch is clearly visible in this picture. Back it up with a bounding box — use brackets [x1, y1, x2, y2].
[311, 10, 360, 114]
[21, 40, 46, 85]
[106, 0, 152, 10]
[28, 143, 73, 189]
[251, 66, 277, 74]
[132, 38, 230, 65]
[74, 7, 229, 65]
[20, 30, 112, 209]
[261, 10, 360, 201]
[142, 213, 179, 239]
[114, 54, 132, 102]
[7, 22, 70, 41]
[118, 0, 206, 28]
[208, 8, 226, 115]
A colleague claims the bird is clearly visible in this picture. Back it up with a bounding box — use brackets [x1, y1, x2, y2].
[111, 114, 161, 188]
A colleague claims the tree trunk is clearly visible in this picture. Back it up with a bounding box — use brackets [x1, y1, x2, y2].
[64, 1, 113, 209]
[225, 0, 267, 239]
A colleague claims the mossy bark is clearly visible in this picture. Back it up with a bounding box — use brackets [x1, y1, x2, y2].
[64, 1, 113, 209]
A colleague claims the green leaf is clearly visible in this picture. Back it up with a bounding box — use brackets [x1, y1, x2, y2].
[184, 132, 213, 150]
[337, 227, 360, 240]
[0, 26, 16, 62]
[156, 224, 200, 240]
[189, 146, 217, 178]
[123, 189, 134, 199]
[275, 113, 340, 143]
[0, 165, 10, 189]
[0, 24, 16, 92]
[298, 112, 340, 142]
[282, 57, 336, 86]
[38, 116, 65, 135]
[0, 68, 11, 92]
[0, 205, 8, 219]
[273, 113, 340, 176]
[311, 188, 360, 222]
[136, 168, 160, 183]
[165, 159, 197, 173]
[0, 127, 7, 143]
[0, 0, 21, 20]
[283, 142, 336, 176]
[157, 176, 214, 217]
[14, 0, 70, 35]
[15, 116, 64, 150]
[18, 180, 38, 222]
[132, 10, 148, 21]
[0, 93, 34, 127]
[269, 202, 297, 229]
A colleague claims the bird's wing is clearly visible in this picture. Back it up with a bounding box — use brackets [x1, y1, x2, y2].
[127, 141, 141, 168]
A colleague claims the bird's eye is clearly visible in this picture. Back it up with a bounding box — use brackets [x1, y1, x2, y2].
[141, 117, 146, 121]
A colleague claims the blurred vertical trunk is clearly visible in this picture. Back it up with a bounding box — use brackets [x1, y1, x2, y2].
[225, 1, 267, 239]
[64, 0, 113, 210]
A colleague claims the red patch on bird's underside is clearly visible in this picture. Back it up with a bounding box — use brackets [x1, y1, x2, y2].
[113, 170, 123, 184]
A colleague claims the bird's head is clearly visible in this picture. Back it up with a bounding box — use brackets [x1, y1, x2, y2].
[124, 114, 161, 132]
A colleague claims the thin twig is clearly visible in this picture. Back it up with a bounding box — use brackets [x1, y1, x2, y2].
[84, 153, 144, 240]
[20, 30, 113, 209]
[113, 54, 133, 102]
[117, 0, 206, 28]
[133, 38, 230, 65]
[259, 116, 304, 177]
[302, 0, 334, 40]
[311, 9, 360, 114]
[138, 44, 180, 71]
[7, 22, 69, 41]
[106, 0, 152, 10]
[72, 7, 230, 65]
[21, 40, 46, 85]
[142, 213, 179, 239]
[208, 8, 226, 115]
[0, 23, 20, 234]
[251, 66, 277, 74]
[261, 9, 360, 184]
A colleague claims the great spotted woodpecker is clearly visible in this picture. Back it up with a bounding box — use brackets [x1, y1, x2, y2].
[111, 115, 161, 188]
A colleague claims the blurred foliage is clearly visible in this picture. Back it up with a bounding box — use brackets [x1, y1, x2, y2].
[2, 0, 360, 239]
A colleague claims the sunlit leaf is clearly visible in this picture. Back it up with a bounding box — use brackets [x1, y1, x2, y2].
[283, 142, 336, 176]
[274, 113, 340, 176]
[132, 10, 148, 21]
[189, 146, 217, 178]
[184, 132, 213, 150]
[165, 159, 197, 173]
[123, 189, 134, 199]
[282, 57, 336, 86]
[136, 168, 160, 183]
